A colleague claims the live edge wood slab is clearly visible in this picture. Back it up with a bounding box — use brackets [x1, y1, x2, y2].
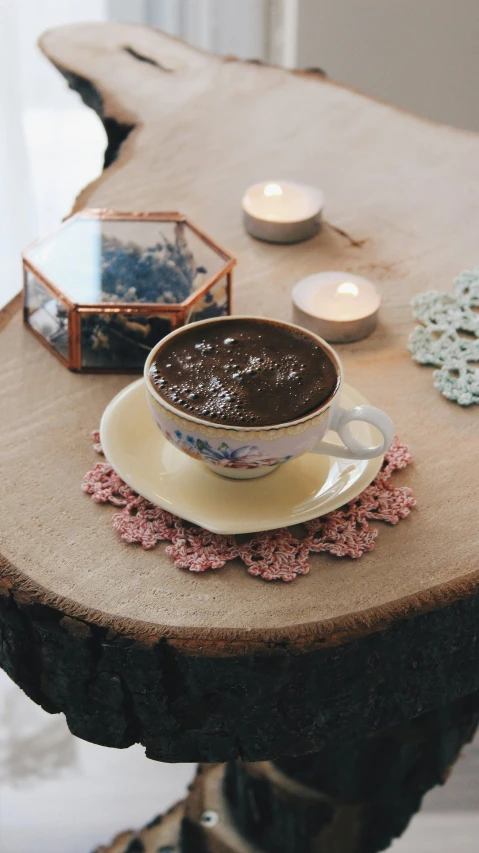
[2, 22, 479, 781]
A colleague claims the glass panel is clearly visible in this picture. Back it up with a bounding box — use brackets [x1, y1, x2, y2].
[186, 276, 230, 324]
[24, 217, 226, 306]
[80, 311, 173, 370]
[24, 270, 69, 361]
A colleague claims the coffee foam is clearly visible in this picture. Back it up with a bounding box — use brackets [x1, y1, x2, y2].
[149, 319, 338, 427]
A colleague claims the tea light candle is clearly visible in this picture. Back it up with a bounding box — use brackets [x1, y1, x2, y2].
[292, 271, 381, 343]
[242, 180, 324, 244]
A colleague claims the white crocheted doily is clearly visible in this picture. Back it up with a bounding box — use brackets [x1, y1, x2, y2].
[409, 268, 479, 405]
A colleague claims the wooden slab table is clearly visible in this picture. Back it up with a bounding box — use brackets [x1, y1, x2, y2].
[1, 21, 479, 853]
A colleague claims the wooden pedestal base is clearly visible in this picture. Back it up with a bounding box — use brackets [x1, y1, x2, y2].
[95, 690, 479, 853]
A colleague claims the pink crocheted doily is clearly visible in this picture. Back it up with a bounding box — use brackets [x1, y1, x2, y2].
[83, 434, 415, 582]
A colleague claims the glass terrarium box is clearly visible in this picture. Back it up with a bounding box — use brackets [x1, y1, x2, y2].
[22, 210, 236, 372]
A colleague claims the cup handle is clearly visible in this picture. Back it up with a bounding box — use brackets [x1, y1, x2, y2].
[313, 404, 394, 460]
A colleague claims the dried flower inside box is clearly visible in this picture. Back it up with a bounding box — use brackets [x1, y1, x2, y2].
[22, 210, 236, 372]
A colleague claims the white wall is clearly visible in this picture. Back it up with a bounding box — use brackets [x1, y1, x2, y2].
[108, 0, 479, 130]
[0, 0, 107, 307]
[108, 0, 271, 57]
[17, 0, 107, 108]
[296, 0, 479, 131]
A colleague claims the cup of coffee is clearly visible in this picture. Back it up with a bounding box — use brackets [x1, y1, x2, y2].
[144, 316, 394, 479]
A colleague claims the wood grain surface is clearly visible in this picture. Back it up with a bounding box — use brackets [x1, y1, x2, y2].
[0, 22, 479, 761]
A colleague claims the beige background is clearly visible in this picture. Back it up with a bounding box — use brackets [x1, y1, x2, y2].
[297, 0, 479, 131]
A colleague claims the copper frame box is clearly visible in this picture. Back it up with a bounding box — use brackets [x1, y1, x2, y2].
[22, 209, 236, 372]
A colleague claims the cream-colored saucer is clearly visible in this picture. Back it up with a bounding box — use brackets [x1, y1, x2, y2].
[100, 379, 383, 535]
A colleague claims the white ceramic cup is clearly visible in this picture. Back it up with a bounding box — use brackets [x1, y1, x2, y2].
[144, 316, 394, 480]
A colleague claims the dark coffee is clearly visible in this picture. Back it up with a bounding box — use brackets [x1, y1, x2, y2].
[149, 318, 338, 427]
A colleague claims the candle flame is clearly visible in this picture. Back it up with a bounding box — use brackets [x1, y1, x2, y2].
[337, 282, 359, 297]
[263, 183, 283, 197]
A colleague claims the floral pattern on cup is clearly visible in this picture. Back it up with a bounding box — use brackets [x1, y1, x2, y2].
[166, 429, 293, 469]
